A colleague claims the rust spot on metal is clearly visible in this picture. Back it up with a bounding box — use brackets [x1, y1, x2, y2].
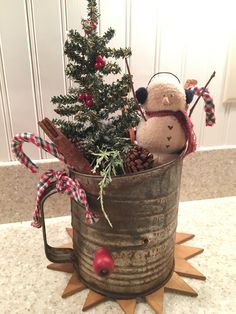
[70, 158, 182, 298]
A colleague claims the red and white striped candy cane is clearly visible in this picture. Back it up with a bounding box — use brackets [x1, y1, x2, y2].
[194, 87, 216, 126]
[11, 132, 66, 173]
[32, 170, 99, 228]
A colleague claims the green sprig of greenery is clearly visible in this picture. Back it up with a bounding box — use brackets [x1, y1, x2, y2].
[91, 148, 125, 227]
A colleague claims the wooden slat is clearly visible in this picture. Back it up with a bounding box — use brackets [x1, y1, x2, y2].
[58, 242, 73, 249]
[82, 290, 107, 311]
[99, 0, 126, 76]
[0, 0, 40, 160]
[62, 272, 86, 298]
[175, 232, 195, 244]
[66, 0, 87, 31]
[66, 227, 73, 239]
[32, 0, 66, 120]
[175, 258, 206, 280]
[130, 0, 159, 88]
[47, 262, 74, 273]
[175, 244, 204, 260]
[165, 272, 198, 296]
[145, 287, 164, 314]
[117, 299, 136, 314]
[0, 46, 10, 161]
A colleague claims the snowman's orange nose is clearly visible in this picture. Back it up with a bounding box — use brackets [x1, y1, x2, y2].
[162, 96, 170, 106]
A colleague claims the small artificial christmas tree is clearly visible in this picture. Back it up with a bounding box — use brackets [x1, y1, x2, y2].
[51, 0, 140, 171]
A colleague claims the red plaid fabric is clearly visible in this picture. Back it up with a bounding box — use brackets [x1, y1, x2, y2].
[32, 170, 99, 228]
[193, 87, 216, 126]
[12, 133, 65, 173]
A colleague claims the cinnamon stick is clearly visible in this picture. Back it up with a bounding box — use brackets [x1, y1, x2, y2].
[38, 118, 92, 174]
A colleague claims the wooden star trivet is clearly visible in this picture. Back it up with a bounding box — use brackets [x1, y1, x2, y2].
[47, 229, 206, 313]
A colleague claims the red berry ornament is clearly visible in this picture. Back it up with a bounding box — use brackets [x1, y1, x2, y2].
[96, 55, 104, 63]
[95, 62, 102, 69]
[85, 99, 94, 106]
[79, 92, 95, 106]
[85, 93, 92, 100]
[93, 248, 114, 277]
[79, 93, 86, 100]
[91, 20, 97, 30]
[95, 55, 106, 69]
[84, 20, 97, 34]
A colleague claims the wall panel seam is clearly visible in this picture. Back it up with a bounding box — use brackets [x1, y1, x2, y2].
[98, 0, 101, 36]
[24, 0, 44, 158]
[128, 0, 132, 71]
[154, 1, 161, 74]
[221, 42, 231, 145]
[59, 0, 69, 93]
[0, 37, 14, 160]
[180, 48, 186, 83]
[29, 0, 44, 121]
[224, 103, 230, 145]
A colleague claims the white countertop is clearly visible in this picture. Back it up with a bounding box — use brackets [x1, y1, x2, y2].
[1, 197, 236, 314]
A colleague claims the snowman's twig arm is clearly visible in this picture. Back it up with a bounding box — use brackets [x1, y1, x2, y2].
[125, 58, 147, 121]
[189, 71, 216, 118]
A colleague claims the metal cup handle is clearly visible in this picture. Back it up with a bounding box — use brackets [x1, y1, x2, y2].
[39, 182, 74, 263]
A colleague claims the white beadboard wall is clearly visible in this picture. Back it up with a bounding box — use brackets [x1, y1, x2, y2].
[0, 0, 236, 162]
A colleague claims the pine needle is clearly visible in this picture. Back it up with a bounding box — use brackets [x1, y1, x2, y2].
[91, 148, 124, 227]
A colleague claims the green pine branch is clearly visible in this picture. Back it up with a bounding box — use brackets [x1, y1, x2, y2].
[52, 119, 85, 137]
[105, 47, 132, 59]
[51, 0, 141, 225]
[91, 148, 125, 227]
[54, 104, 81, 116]
[51, 94, 78, 105]
[86, 0, 100, 23]
[102, 28, 115, 42]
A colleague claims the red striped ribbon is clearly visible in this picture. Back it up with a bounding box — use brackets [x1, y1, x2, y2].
[32, 170, 99, 228]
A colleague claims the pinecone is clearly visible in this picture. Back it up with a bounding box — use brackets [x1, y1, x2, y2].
[124, 145, 154, 173]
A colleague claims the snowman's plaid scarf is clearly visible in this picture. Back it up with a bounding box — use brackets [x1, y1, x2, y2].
[32, 170, 99, 228]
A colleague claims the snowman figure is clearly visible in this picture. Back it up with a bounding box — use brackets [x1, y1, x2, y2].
[135, 72, 196, 165]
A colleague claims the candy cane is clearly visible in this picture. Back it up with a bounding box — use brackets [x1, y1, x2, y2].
[194, 87, 216, 126]
[11, 132, 66, 173]
[32, 170, 99, 228]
